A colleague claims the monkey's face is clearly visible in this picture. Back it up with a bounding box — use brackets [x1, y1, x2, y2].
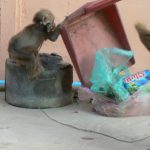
[41, 15, 56, 32]
[46, 21, 56, 32]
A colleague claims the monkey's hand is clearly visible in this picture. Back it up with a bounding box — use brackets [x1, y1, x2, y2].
[57, 21, 65, 29]
[47, 24, 62, 41]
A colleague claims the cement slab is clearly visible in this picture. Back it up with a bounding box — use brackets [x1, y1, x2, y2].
[43, 102, 150, 143]
[0, 92, 150, 150]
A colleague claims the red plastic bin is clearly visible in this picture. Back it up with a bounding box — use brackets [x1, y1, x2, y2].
[61, 0, 135, 86]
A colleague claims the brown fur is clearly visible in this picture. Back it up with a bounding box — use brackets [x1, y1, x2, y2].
[135, 23, 150, 51]
[8, 9, 61, 79]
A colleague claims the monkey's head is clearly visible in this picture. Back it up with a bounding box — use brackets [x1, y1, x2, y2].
[33, 9, 56, 32]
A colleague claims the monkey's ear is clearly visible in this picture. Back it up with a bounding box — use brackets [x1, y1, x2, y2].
[41, 16, 47, 25]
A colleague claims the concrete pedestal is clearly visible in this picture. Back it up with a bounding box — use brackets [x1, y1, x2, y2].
[5, 53, 73, 108]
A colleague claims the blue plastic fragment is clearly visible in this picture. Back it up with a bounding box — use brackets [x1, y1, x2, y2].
[72, 81, 82, 87]
[0, 80, 5, 85]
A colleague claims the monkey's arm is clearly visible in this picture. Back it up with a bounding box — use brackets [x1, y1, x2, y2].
[139, 34, 150, 52]
[48, 24, 61, 41]
[135, 23, 150, 51]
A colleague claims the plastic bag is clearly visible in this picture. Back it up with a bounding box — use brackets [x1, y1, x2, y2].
[77, 86, 94, 102]
[90, 48, 134, 102]
[92, 81, 150, 117]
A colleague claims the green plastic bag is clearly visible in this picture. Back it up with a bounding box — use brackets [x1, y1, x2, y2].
[90, 48, 134, 102]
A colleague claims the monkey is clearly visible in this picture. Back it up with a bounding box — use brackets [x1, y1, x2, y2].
[8, 9, 62, 79]
[135, 23, 150, 52]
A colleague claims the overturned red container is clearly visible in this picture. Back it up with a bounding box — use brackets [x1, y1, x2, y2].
[61, 0, 135, 86]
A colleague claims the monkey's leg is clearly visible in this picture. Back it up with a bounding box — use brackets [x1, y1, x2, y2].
[27, 54, 45, 79]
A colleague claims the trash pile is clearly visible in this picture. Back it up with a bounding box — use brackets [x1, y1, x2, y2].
[77, 48, 150, 117]
[90, 48, 133, 103]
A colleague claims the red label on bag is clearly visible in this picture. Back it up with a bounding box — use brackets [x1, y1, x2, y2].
[124, 72, 145, 83]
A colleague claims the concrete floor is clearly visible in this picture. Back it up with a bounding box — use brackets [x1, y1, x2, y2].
[0, 92, 150, 150]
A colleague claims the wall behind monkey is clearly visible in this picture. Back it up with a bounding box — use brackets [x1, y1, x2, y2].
[117, 0, 150, 73]
[0, 0, 16, 79]
[0, 0, 150, 80]
[1, 0, 92, 80]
